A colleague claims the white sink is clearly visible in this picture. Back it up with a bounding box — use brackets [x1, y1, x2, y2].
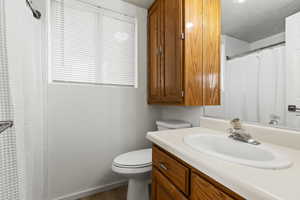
[184, 134, 292, 169]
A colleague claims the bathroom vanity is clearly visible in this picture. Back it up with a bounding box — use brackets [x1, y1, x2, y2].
[152, 145, 245, 200]
[147, 118, 300, 200]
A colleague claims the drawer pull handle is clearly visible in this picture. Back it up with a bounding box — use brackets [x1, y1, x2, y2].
[159, 163, 168, 171]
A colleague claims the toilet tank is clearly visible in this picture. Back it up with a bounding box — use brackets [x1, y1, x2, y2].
[156, 120, 192, 131]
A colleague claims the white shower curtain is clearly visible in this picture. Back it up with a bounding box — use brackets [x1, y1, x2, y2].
[258, 47, 286, 125]
[225, 45, 286, 126]
[2, 0, 46, 199]
[226, 53, 260, 122]
[0, 1, 20, 199]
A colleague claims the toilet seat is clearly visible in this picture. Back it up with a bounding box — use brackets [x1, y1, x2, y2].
[112, 148, 152, 174]
[113, 162, 152, 168]
[113, 148, 152, 168]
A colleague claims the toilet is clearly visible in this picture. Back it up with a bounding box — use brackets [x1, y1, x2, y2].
[112, 120, 191, 200]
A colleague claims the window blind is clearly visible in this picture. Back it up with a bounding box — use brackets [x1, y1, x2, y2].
[51, 0, 137, 86]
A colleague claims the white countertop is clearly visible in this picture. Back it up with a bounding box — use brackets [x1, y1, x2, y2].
[147, 127, 300, 200]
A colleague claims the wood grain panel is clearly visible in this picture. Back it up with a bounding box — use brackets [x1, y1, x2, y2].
[153, 146, 190, 195]
[152, 168, 188, 200]
[161, 0, 184, 103]
[148, 1, 161, 103]
[148, 0, 221, 106]
[191, 172, 235, 200]
[184, 0, 204, 106]
[192, 170, 246, 200]
[203, 0, 221, 105]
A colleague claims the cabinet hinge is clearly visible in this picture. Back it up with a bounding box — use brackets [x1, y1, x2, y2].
[181, 33, 185, 40]
[157, 46, 163, 56]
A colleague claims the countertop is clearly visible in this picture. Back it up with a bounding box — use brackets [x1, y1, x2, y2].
[146, 127, 300, 200]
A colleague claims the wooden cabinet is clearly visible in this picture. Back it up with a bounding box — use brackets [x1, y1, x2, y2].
[148, 1, 161, 102]
[152, 145, 245, 200]
[148, 0, 183, 104]
[152, 168, 188, 200]
[148, 0, 221, 106]
[191, 173, 235, 200]
[153, 145, 189, 195]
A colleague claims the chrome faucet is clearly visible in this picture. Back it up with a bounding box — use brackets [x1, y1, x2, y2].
[227, 118, 260, 145]
[269, 114, 280, 126]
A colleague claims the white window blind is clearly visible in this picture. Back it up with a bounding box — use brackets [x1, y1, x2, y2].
[51, 0, 137, 86]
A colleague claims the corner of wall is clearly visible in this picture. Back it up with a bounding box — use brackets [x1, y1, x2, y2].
[158, 106, 204, 127]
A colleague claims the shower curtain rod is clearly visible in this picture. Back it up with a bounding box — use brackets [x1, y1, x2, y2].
[226, 41, 286, 60]
[26, 0, 41, 19]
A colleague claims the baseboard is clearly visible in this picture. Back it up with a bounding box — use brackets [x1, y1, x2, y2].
[53, 180, 128, 200]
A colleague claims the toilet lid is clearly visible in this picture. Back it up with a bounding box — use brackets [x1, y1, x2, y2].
[113, 148, 152, 168]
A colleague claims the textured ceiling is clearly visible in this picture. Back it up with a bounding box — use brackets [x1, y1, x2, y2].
[122, 0, 300, 42]
[222, 0, 300, 42]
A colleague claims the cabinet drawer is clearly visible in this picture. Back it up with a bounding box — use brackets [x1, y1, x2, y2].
[191, 172, 244, 200]
[152, 168, 188, 200]
[153, 146, 189, 195]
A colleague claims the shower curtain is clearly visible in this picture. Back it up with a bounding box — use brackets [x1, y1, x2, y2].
[225, 46, 286, 126]
[2, 0, 46, 199]
[225, 53, 260, 122]
[258, 47, 286, 125]
[0, 0, 20, 199]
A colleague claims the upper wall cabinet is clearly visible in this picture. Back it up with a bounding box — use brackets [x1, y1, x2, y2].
[148, 0, 221, 106]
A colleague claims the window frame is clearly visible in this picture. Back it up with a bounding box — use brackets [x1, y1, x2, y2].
[48, 0, 139, 88]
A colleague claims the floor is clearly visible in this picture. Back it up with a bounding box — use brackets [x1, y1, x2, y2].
[79, 186, 127, 200]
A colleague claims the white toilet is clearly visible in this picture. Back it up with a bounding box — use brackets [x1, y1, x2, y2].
[112, 120, 191, 200]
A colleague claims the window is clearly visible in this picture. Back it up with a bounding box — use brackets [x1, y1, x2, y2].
[51, 0, 137, 87]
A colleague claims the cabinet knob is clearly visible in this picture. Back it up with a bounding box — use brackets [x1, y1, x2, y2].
[159, 163, 168, 171]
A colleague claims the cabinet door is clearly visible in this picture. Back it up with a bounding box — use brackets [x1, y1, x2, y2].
[161, 0, 183, 103]
[152, 168, 188, 200]
[191, 173, 235, 200]
[203, 0, 221, 105]
[148, 1, 162, 103]
[184, 0, 204, 106]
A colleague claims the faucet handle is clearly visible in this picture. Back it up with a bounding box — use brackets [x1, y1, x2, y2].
[230, 118, 242, 130]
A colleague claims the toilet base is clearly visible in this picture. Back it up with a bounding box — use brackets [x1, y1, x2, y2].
[127, 178, 150, 200]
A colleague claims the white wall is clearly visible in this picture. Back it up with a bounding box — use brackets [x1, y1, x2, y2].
[223, 35, 250, 57]
[160, 106, 204, 127]
[250, 32, 285, 50]
[46, 1, 160, 199]
[223, 33, 286, 57]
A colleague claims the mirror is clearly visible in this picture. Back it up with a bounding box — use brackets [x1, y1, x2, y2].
[204, 0, 300, 130]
